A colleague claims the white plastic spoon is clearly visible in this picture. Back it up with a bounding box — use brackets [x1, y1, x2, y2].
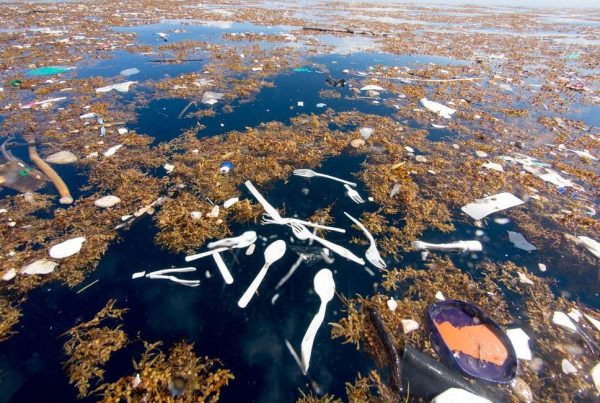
[238, 240, 287, 308]
[212, 252, 233, 284]
[300, 268, 335, 374]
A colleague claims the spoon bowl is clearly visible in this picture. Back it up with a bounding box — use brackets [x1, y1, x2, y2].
[314, 268, 335, 302]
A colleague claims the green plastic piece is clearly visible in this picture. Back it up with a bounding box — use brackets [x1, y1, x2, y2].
[26, 66, 71, 76]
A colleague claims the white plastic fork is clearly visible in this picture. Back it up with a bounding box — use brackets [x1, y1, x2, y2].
[344, 184, 365, 204]
[293, 169, 357, 187]
[344, 212, 386, 269]
[261, 215, 346, 234]
[289, 222, 365, 265]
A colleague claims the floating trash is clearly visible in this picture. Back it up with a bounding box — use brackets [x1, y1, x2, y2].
[49, 237, 86, 259]
[20, 259, 58, 275]
[95, 81, 137, 93]
[94, 195, 121, 208]
[26, 66, 72, 76]
[219, 161, 234, 173]
[45, 150, 78, 164]
[420, 98, 456, 119]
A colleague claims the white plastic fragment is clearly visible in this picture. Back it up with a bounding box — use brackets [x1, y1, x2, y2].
[223, 197, 239, 209]
[552, 311, 577, 333]
[297, 101, 304, 106]
[94, 195, 121, 208]
[482, 161, 504, 172]
[120, 68, 140, 76]
[577, 236, 600, 258]
[506, 328, 532, 360]
[132, 271, 145, 279]
[561, 359, 577, 374]
[412, 240, 482, 252]
[2, 269, 16, 281]
[95, 81, 136, 93]
[404, 146, 414, 153]
[584, 314, 600, 332]
[435, 291, 445, 301]
[190, 211, 202, 220]
[517, 272, 534, 285]
[415, 155, 427, 163]
[508, 231, 537, 251]
[591, 363, 600, 393]
[117, 127, 128, 135]
[207, 205, 220, 218]
[103, 144, 123, 157]
[163, 163, 175, 173]
[201, 91, 224, 105]
[49, 237, 86, 259]
[245, 243, 256, 256]
[387, 297, 398, 311]
[568, 309, 582, 322]
[431, 388, 491, 403]
[359, 127, 374, 140]
[20, 259, 58, 275]
[475, 150, 489, 158]
[461, 192, 525, 220]
[45, 150, 78, 164]
[79, 112, 96, 119]
[132, 374, 142, 388]
[538, 263, 547, 272]
[420, 98, 456, 119]
[316, 103, 326, 108]
[401, 319, 419, 334]
[360, 84, 385, 91]
[494, 217, 511, 225]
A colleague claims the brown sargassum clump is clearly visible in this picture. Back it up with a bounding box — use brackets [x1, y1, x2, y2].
[63, 299, 128, 399]
[0, 298, 22, 342]
[100, 340, 234, 403]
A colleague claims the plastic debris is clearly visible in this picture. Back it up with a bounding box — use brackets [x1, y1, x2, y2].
[482, 161, 503, 172]
[420, 98, 456, 119]
[103, 144, 123, 157]
[461, 192, 525, 220]
[506, 328, 532, 360]
[300, 268, 335, 374]
[132, 271, 145, 279]
[387, 297, 398, 311]
[401, 319, 419, 334]
[26, 66, 72, 76]
[20, 97, 67, 109]
[94, 195, 121, 208]
[475, 150, 489, 158]
[360, 84, 385, 91]
[435, 291, 446, 301]
[2, 269, 17, 281]
[120, 67, 140, 76]
[220, 161, 234, 173]
[79, 112, 96, 119]
[49, 237, 86, 259]
[206, 205, 220, 218]
[359, 127, 374, 140]
[552, 311, 577, 333]
[561, 359, 577, 374]
[117, 127, 128, 135]
[577, 236, 600, 258]
[95, 81, 137, 93]
[201, 91, 224, 105]
[20, 259, 58, 275]
[156, 32, 169, 41]
[316, 103, 326, 108]
[163, 163, 175, 173]
[591, 363, 600, 393]
[584, 314, 600, 332]
[238, 240, 287, 308]
[223, 197, 238, 209]
[508, 231, 537, 251]
[431, 388, 491, 403]
[411, 240, 482, 252]
[45, 150, 78, 164]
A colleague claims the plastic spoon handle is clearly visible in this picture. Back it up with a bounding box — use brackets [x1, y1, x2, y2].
[238, 262, 271, 308]
[290, 218, 346, 234]
[301, 301, 327, 374]
[185, 247, 228, 262]
[314, 173, 357, 187]
[344, 212, 375, 242]
[213, 252, 233, 284]
[311, 234, 365, 265]
[244, 181, 283, 220]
